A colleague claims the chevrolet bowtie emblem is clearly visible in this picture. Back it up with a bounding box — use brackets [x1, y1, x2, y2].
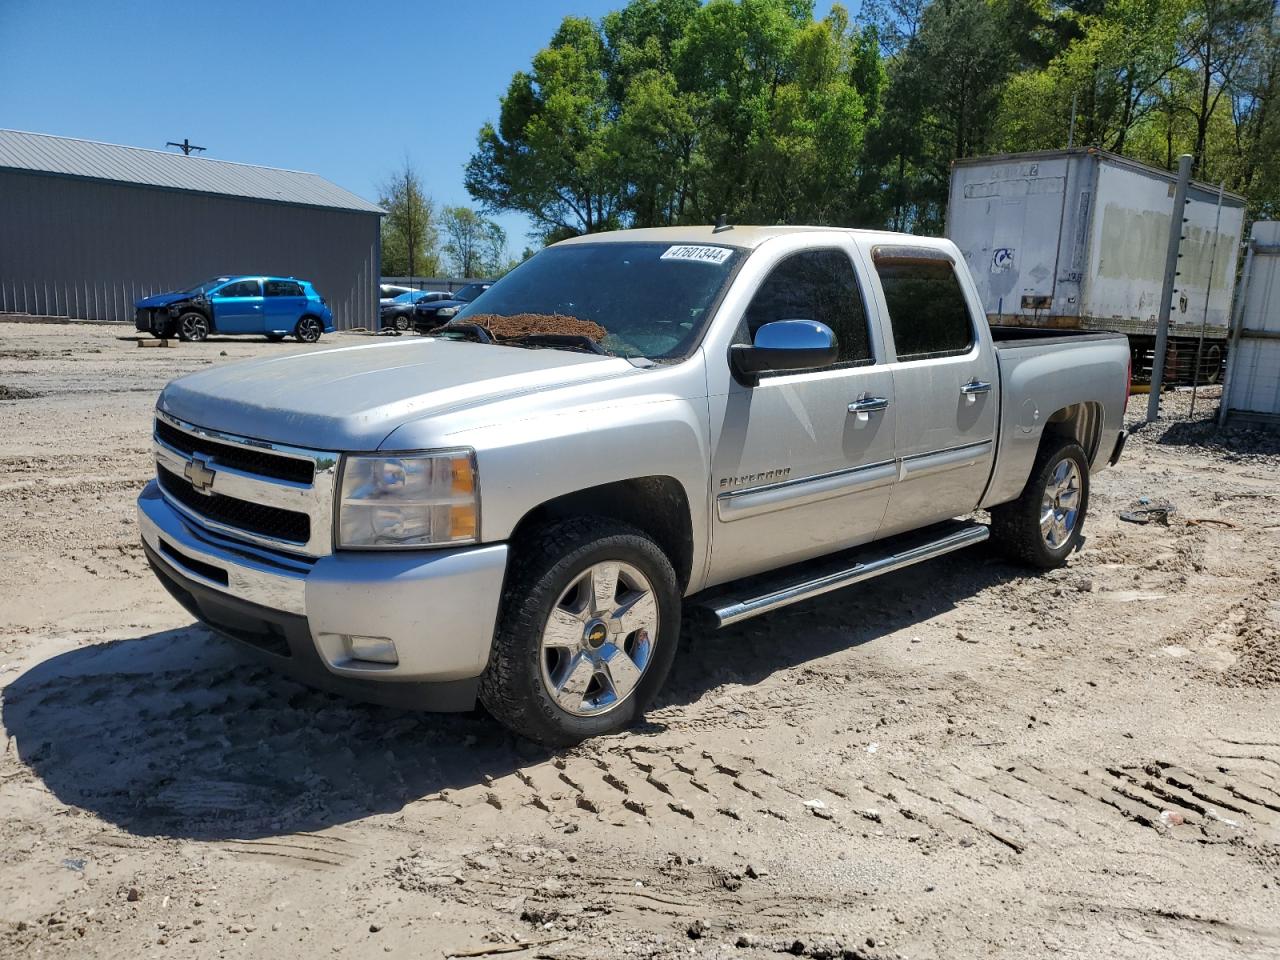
[184, 457, 217, 493]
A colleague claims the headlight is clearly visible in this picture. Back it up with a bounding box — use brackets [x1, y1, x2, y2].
[436, 306, 459, 318]
[337, 451, 478, 548]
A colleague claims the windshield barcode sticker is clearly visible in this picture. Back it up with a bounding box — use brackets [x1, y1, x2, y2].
[660, 245, 734, 265]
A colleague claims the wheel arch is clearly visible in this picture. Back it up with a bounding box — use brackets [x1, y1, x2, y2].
[507, 476, 696, 593]
[1040, 401, 1104, 465]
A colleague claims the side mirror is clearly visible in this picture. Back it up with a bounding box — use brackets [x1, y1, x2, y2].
[730, 320, 838, 384]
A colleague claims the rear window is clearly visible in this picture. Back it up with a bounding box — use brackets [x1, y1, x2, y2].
[265, 280, 304, 297]
[873, 250, 974, 361]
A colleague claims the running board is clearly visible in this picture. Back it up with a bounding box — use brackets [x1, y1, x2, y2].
[700, 520, 989, 628]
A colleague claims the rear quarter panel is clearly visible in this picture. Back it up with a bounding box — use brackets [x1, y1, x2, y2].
[982, 336, 1129, 508]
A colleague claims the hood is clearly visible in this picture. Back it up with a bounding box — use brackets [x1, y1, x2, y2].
[136, 291, 197, 308]
[157, 339, 640, 451]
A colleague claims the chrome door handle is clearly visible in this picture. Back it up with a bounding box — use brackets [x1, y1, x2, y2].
[960, 380, 992, 395]
[848, 396, 890, 413]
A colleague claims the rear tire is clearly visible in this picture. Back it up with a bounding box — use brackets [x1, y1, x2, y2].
[394, 314, 410, 332]
[294, 316, 323, 343]
[479, 518, 681, 746]
[990, 438, 1090, 569]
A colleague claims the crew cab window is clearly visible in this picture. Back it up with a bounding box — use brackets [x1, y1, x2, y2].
[265, 280, 304, 297]
[218, 280, 261, 298]
[872, 251, 974, 361]
[741, 249, 872, 368]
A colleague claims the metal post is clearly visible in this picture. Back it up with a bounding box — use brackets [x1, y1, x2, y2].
[1147, 154, 1193, 421]
[1068, 93, 1078, 149]
[1188, 182, 1225, 420]
[1218, 237, 1257, 428]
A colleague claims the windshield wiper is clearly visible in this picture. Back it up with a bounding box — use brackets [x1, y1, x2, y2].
[506, 333, 608, 355]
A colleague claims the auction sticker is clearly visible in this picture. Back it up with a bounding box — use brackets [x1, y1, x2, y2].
[660, 245, 734, 265]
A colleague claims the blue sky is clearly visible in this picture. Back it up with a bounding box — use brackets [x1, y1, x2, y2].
[0, 0, 841, 257]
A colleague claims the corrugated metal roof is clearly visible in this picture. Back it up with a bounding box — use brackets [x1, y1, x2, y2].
[0, 129, 383, 214]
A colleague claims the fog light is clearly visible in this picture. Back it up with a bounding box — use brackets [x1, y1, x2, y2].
[344, 635, 399, 665]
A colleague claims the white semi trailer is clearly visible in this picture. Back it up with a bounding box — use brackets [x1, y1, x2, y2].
[947, 148, 1247, 383]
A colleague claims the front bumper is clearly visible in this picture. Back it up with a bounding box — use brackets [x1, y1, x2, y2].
[137, 480, 508, 711]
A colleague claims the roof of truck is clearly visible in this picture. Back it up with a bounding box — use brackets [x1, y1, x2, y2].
[554, 225, 926, 251]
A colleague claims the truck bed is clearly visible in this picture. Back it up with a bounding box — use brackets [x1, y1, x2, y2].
[982, 326, 1130, 510]
[990, 324, 1127, 348]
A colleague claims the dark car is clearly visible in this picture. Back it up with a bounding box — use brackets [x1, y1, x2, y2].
[135, 276, 334, 342]
[380, 290, 451, 332]
[412, 282, 492, 334]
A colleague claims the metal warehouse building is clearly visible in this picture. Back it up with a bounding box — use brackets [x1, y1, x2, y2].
[0, 129, 382, 328]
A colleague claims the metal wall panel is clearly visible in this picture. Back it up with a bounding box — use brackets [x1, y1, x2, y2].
[0, 169, 379, 328]
[1224, 221, 1280, 424]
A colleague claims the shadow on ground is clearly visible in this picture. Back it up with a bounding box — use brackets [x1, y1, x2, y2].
[3, 547, 1023, 842]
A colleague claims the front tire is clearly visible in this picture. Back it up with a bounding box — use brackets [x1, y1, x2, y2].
[480, 518, 681, 746]
[295, 316, 323, 343]
[176, 312, 209, 342]
[990, 438, 1090, 569]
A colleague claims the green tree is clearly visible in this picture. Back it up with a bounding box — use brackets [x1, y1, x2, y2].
[378, 161, 439, 278]
[441, 206, 509, 278]
[466, 17, 625, 238]
[467, 0, 881, 235]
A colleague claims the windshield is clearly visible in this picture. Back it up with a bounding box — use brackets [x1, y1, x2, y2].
[454, 283, 489, 302]
[184, 277, 229, 295]
[452, 242, 743, 360]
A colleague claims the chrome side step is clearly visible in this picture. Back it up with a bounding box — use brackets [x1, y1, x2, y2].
[703, 521, 989, 628]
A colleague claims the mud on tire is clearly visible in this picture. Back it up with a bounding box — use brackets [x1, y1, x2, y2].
[479, 517, 681, 746]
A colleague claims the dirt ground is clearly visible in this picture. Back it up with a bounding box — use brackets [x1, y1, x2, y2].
[1, 321, 1278, 960]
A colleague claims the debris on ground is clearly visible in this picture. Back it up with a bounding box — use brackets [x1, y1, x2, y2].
[1119, 499, 1176, 524]
[0, 384, 39, 400]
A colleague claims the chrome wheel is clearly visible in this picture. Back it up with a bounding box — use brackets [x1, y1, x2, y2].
[179, 313, 208, 341]
[1040, 457, 1082, 549]
[539, 561, 658, 718]
[296, 317, 322, 342]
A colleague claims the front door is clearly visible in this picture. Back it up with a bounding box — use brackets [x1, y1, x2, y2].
[212, 279, 264, 334]
[264, 279, 306, 334]
[706, 244, 897, 587]
[859, 242, 998, 537]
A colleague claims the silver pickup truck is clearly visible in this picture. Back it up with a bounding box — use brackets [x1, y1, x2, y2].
[138, 226, 1130, 744]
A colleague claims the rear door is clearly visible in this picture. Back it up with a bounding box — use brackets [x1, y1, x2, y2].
[212, 279, 264, 334]
[858, 243, 998, 537]
[706, 241, 897, 586]
[264, 279, 307, 333]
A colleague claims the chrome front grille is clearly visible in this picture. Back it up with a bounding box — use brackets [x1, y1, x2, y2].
[152, 410, 338, 557]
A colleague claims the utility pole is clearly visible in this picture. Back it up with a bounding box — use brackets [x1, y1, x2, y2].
[165, 138, 206, 156]
[1147, 154, 1193, 422]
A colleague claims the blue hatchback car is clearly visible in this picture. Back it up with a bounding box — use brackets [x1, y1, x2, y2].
[134, 276, 334, 343]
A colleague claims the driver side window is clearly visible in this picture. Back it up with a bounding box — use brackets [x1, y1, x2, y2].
[218, 280, 260, 298]
[740, 249, 873, 369]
